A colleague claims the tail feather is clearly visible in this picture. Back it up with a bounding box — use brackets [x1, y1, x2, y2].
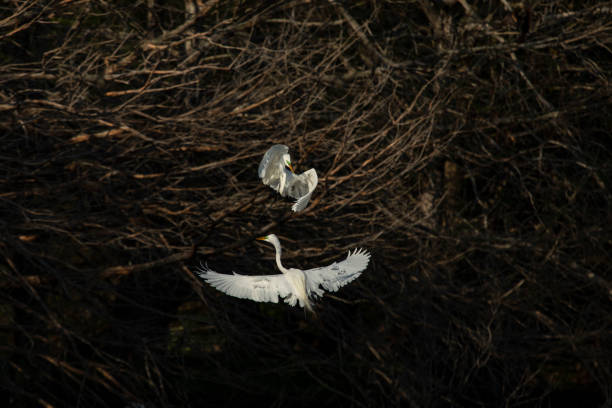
[303, 297, 317, 319]
[304, 297, 315, 314]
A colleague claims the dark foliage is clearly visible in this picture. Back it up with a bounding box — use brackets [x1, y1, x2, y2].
[1, 1, 611, 407]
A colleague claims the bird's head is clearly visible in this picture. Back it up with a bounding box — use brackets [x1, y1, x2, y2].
[282, 153, 294, 173]
[256, 234, 279, 246]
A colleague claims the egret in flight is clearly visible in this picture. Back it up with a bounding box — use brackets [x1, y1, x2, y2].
[258, 144, 318, 212]
[196, 234, 370, 313]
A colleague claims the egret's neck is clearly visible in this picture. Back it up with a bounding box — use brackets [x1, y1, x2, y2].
[273, 240, 289, 274]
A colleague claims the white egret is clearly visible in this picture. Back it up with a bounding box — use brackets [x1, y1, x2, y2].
[196, 234, 370, 313]
[258, 144, 318, 212]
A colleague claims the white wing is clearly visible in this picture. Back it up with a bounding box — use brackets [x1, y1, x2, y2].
[304, 248, 370, 298]
[284, 168, 318, 212]
[197, 265, 294, 304]
[258, 144, 289, 192]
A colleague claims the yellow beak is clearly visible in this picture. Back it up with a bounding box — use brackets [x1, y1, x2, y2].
[256, 236, 267, 241]
[287, 163, 295, 173]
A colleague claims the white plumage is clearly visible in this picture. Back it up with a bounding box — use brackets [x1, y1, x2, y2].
[258, 144, 318, 212]
[258, 144, 292, 194]
[285, 168, 318, 212]
[196, 234, 370, 313]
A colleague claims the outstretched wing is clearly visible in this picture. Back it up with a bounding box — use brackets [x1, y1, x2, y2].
[304, 248, 370, 298]
[258, 144, 289, 190]
[196, 265, 293, 304]
[284, 168, 318, 212]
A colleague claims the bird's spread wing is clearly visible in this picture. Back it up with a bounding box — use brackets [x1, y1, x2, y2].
[258, 144, 289, 191]
[284, 168, 318, 212]
[196, 265, 293, 304]
[304, 248, 370, 298]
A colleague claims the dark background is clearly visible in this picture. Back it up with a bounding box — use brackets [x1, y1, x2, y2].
[1, 1, 611, 407]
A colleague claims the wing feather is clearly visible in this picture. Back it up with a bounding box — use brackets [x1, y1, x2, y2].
[197, 265, 293, 304]
[304, 248, 370, 298]
[284, 168, 318, 212]
[258, 144, 289, 190]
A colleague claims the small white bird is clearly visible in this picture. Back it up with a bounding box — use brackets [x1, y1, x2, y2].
[196, 234, 370, 313]
[258, 144, 318, 212]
